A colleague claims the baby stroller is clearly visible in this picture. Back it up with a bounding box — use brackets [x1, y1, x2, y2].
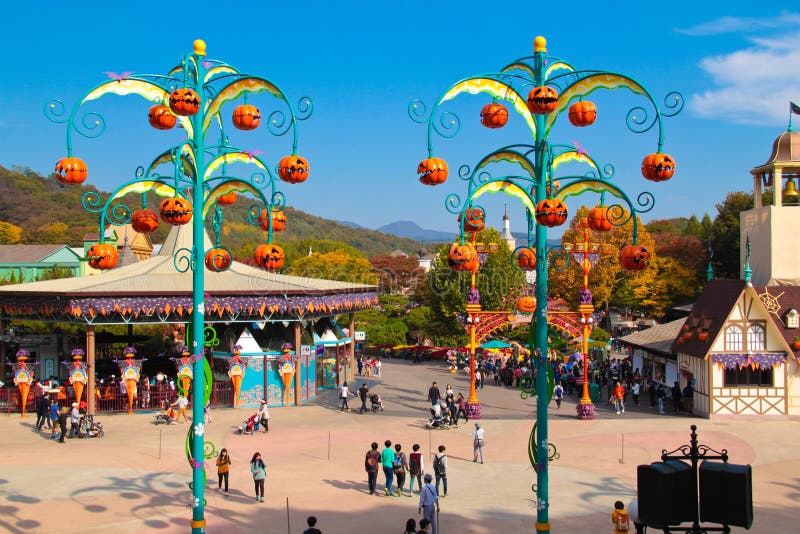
[80, 414, 105, 438]
[153, 410, 174, 425]
[425, 402, 451, 430]
[236, 413, 259, 435]
[370, 393, 384, 412]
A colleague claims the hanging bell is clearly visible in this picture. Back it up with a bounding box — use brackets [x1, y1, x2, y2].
[783, 178, 799, 203]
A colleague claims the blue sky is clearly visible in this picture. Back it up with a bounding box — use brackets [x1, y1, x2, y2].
[1, 1, 798, 239]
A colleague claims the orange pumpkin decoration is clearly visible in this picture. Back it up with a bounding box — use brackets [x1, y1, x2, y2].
[619, 244, 650, 271]
[458, 207, 485, 233]
[587, 205, 612, 232]
[232, 104, 261, 130]
[546, 180, 560, 198]
[169, 88, 201, 116]
[447, 244, 478, 273]
[278, 155, 310, 184]
[148, 104, 176, 130]
[159, 197, 193, 226]
[792, 337, 800, 350]
[417, 157, 449, 186]
[258, 209, 286, 232]
[205, 247, 232, 272]
[698, 332, 709, 342]
[535, 199, 568, 227]
[254, 244, 285, 271]
[568, 100, 597, 127]
[87, 243, 119, 270]
[515, 247, 536, 271]
[54, 157, 88, 185]
[217, 191, 237, 206]
[641, 153, 675, 182]
[480, 103, 508, 129]
[131, 209, 159, 234]
[526, 86, 559, 115]
[517, 296, 537, 313]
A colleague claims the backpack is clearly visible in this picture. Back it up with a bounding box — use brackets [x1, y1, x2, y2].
[392, 453, 404, 472]
[615, 512, 629, 531]
[366, 451, 379, 471]
[433, 454, 444, 474]
[409, 452, 421, 475]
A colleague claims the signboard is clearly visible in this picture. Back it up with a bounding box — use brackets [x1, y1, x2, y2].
[300, 345, 311, 356]
[354, 331, 366, 341]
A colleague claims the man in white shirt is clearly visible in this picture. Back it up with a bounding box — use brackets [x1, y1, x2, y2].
[472, 422, 485, 463]
[171, 394, 189, 423]
[258, 399, 270, 432]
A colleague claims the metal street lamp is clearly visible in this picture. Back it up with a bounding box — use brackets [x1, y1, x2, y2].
[410, 36, 681, 533]
[46, 40, 313, 533]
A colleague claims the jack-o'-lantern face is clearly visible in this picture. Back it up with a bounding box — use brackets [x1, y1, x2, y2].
[148, 104, 177, 130]
[587, 206, 612, 232]
[159, 197, 193, 226]
[568, 100, 597, 127]
[169, 88, 201, 116]
[131, 209, 159, 234]
[447, 244, 478, 273]
[480, 103, 509, 129]
[55, 157, 88, 185]
[205, 247, 232, 272]
[458, 207, 485, 234]
[258, 209, 287, 232]
[417, 157, 449, 185]
[278, 155, 310, 184]
[87, 242, 119, 270]
[515, 247, 536, 271]
[526, 86, 559, 115]
[535, 199, 568, 227]
[255, 244, 285, 271]
[641, 153, 675, 182]
[232, 104, 261, 130]
[517, 296, 537, 313]
[619, 244, 650, 271]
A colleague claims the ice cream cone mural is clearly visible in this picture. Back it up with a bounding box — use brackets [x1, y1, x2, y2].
[115, 347, 145, 414]
[278, 349, 296, 406]
[172, 348, 195, 397]
[10, 350, 35, 417]
[226, 345, 247, 408]
[66, 349, 88, 403]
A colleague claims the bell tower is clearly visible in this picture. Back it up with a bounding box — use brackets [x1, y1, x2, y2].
[744, 128, 800, 285]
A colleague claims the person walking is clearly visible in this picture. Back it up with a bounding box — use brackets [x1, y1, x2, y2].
[68, 402, 83, 438]
[216, 448, 232, 495]
[408, 443, 424, 494]
[358, 383, 369, 414]
[57, 406, 69, 443]
[553, 382, 564, 409]
[35, 393, 51, 431]
[671, 381, 682, 412]
[357, 353, 364, 376]
[257, 399, 270, 432]
[418, 474, 440, 534]
[613, 382, 625, 414]
[364, 442, 381, 495]
[393, 443, 410, 497]
[612, 500, 630, 533]
[302, 516, 322, 534]
[381, 440, 395, 496]
[49, 400, 60, 439]
[453, 393, 468, 424]
[472, 422, 485, 464]
[433, 445, 448, 497]
[374, 358, 382, 378]
[250, 452, 267, 502]
[656, 386, 666, 414]
[427, 382, 441, 406]
[339, 381, 354, 412]
[631, 381, 641, 407]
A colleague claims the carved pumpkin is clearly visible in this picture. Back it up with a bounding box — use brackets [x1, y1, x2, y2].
[54, 157, 88, 185]
[535, 199, 568, 227]
[87, 243, 119, 270]
[278, 155, 310, 184]
[792, 337, 800, 350]
[587, 205, 612, 232]
[619, 244, 650, 271]
[515, 247, 536, 271]
[169, 88, 201, 116]
[546, 180, 560, 198]
[258, 209, 286, 232]
[447, 244, 478, 273]
[568, 100, 597, 127]
[526, 86, 559, 115]
[254, 244, 285, 271]
[148, 104, 176, 130]
[698, 332, 709, 342]
[217, 191, 237, 206]
[131, 209, 159, 234]
[205, 247, 232, 272]
[417, 157, 449, 186]
[480, 103, 508, 129]
[458, 207, 485, 233]
[641, 153, 675, 182]
[517, 296, 537, 313]
[232, 104, 261, 130]
[159, 197, 193, 226]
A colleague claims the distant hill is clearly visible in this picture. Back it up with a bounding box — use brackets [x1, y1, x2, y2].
[377, 220, 454, 243]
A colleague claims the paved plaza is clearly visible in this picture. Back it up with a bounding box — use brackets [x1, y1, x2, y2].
[1, 359, 798, 533]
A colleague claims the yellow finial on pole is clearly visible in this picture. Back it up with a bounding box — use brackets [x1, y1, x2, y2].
[193, 40, 207, 56]
[534, 36, 547, 53]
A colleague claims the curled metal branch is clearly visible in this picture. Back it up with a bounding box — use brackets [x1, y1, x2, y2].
[458, 164, 472, 180]
[606, 203, 632, 227]
[547, 245, 570, 271]
[445, 193, 464, 215]
[661, 91, 684, 118]
[636, 191, 656, 214]
[270, 191, 286, 211]
[73, 110, 107, 139]
[295, 96, 314, 121]
[625, 105, 656, 134]
[408, 99, 428, 124]
[81, 191, 104, 213]
[106, 202, 132, 225]
[251, 171, 268, 189]
[267, 109, 291, 137]
[432, 111, 461, 139]
[174, 247, 195, 273]
[247, 204, 264, 226]
[44, 100, 68, 123]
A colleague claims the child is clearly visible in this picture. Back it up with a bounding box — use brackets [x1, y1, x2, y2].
[612, 500, 630, 533]
[303, 515, 322, 534]
[250, 452, 267, 502]
[216, 448, 231, 495]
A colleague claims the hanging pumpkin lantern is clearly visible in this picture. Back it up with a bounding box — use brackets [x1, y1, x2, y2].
[417, 157, 449, 185]
[587, 205, 612, 232]
[568, 100, 597, 127]
[54, 157, 88, 185]
[168, 88, 201, 116]
[205, 247, 232, 272]
[515, 247, 536, 271]
[217, 191, 237, 206]
[619, 244, 650, 271]
[87, 242, 119, 270]
[131, 209, 159, 234]
[232, 104, 261, 130]
[526, 86, 559, 115]
[258, 209, 286, 232]
[517, 296, 537, 313]
[535, 199, 568, 227]
[159, 197, 193, 226]
[278, 155, 310, 184]
[641, 153, 675, 182]
[458, 207, 485, 233]
[148, 104, 176, 130]
[254, 244, 285, 271]
[480, 103, 508, 129]
[447, 243, 478, 273]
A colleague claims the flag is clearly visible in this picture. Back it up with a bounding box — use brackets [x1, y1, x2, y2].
[792, 101, 800, 115]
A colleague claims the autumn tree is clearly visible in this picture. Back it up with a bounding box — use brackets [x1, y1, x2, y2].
[369, 253, 423, 294]
[285, 248, 378, 285]
[0, 221, 23, 244]
[626, 255, 697, 316]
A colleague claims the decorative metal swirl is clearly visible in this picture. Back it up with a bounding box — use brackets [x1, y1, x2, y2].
[81, 191, 105, 213]
[43, 100, 68, 123]
[432, 110, 461, 139]
[267, 109, 291, 137]
[661, 91, 684, 118]
[105, 202, 132, 226]
[174, 246, 196, 273]
[251, 171, 269, 189]
[73, 110, 107, 139]
[625, 104, 657, 134]
[407, 99, 428, 124]
[547, 245, 570, 271]
[203, 440, 219, 459]
[636, 191, 655, 214]
[295, 96, 314, 121]
[134, 166, 146, 179]
[204, 325, 220, 348]
[270, 191, 286, 211]
[445, 193, 464, 215]
[247, 204, 265, 226]
[458, 164, 472, 180]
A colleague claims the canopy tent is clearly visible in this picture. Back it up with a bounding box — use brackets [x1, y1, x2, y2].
[480, 339, 512, 350]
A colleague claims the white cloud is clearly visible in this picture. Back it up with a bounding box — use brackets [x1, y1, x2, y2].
[689, 26, 800, 126]
[678, 12, 800, 35]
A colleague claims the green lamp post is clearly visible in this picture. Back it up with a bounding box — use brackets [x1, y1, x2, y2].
[410, 35, 681, 533]
[46, 39, 313, 533]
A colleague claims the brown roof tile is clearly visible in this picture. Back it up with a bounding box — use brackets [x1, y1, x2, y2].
[0, 245, 67, 263]
[619, 318, 685, 356]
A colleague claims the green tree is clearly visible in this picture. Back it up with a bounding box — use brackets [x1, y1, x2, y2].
[285, 249, 378, 285]
[37, 264, 75, 281]
[711, 191, 753, 279]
